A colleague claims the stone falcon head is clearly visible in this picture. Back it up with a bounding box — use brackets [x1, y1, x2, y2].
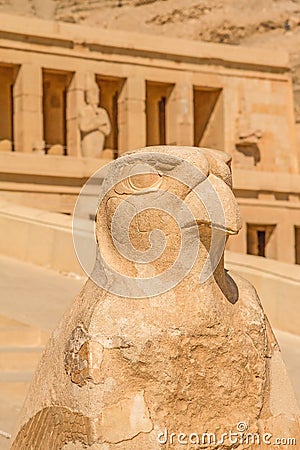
[92, 146, 242, 298]
[12, 145, 300, 450]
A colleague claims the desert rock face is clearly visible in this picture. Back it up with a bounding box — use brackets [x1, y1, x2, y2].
[11, 147, 300, 449]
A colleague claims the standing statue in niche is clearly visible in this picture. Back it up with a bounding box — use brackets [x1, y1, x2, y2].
[79, 77, 111, 158]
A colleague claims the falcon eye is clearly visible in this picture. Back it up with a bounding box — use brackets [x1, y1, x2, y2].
[127, 163, 162, 190]
[129, 172, 161, 190]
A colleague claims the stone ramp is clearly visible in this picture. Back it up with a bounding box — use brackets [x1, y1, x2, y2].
[0, 315, 49, 450]
[0, 315, 48, 349]
[0, 255, 85, 448]
[274, 329, 300, 406]
[0, 254, 84, 331]
[0, 372, 33, 449]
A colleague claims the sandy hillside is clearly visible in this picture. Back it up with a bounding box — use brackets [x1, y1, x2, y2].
[1, 0, 300, 118]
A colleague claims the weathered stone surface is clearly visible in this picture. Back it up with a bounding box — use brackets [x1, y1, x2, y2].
[64, 326, 104, 387]
[11, 146, 300, 449]
[100, 391, 153, 443]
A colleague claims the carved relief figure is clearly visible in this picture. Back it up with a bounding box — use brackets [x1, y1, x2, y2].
[79, 76, 111, 158]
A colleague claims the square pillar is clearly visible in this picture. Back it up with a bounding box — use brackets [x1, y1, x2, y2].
[13, 64, 43, 152]
[118, 76, 146, 154]
[66, 71, 86, 157]
[166, 81, 194, 146]
[277, 218, 294, 263]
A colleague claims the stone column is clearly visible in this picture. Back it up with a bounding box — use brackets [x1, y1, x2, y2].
[13, 64, 43, 152]
[118, 76, 146, 155]
[66, 71, 86, 157]
[166, 81, 194, 146]
[277, 215, 294, 263]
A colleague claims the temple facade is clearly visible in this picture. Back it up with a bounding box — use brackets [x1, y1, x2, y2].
[0, 13, 300, 264]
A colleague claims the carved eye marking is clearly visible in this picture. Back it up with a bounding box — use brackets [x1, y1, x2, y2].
[127, 163, 162, 190]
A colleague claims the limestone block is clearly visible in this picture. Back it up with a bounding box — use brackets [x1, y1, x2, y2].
[14, 94, 42, 114]
[166, 81, 194, 146]
[67, 71, 86, 121]
[118, 76, 146, 154]
[13, 64, 43, 152]
[14, 65, 42, 98]
[67, 71, 86, 157]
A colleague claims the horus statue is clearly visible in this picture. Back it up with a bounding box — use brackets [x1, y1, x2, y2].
[12, 146, 300, 449]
